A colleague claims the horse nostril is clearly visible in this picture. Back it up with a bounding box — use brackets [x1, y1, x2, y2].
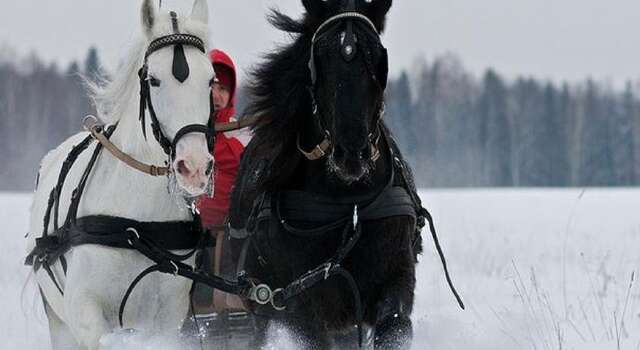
[176, 160, 191, 176]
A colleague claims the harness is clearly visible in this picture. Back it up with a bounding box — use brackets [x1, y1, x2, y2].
[25, 8, 463, 345]
[231, 127, 464, 346]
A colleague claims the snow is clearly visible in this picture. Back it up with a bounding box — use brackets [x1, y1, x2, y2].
[2, 189, 639, 349]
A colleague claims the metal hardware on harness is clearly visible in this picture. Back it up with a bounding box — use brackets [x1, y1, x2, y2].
[297, 131, 331, 161]
[82, 115, 100, 133]
[271, 288, 286, 311]
[352, 205, 358, 230]
[251, 283, 274, 305]
[126, 227, 140, 246]
[323, 262, 333, 280]
[169, 261, 179, 276]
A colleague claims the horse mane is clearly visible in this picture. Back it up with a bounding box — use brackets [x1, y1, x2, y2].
[246, 3, 389, 188]
[85, 39, 146, 124]
[242, 10, 318, 188]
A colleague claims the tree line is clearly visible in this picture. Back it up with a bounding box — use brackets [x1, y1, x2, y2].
[0, 49, 638, 190]
[385, 54, 640, 187]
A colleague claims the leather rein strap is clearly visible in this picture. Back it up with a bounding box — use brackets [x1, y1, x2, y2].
[83, 114, 259, 177]
[84, 116, 169, 177]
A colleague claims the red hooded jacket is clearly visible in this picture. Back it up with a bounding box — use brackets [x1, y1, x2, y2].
[197, 50, 251, 228]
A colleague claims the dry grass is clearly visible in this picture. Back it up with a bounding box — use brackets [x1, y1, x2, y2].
[503, 260, 637, 350]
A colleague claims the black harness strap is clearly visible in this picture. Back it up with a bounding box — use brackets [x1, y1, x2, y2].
[387, 131, 465, 310]
[65, 125, 115, 227]
[44, 134, 94, 236]
[118, 229, 253, 328]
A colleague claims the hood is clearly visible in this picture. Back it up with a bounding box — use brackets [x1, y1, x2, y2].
[209, 49, 237, 106]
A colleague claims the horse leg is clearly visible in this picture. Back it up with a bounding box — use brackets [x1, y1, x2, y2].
[64, 294, 111, 350]
[42, 293, 83, 350]
[373, 264, 416, 349]
[250, 315, 270, 349]
[281, 315, 331, 350]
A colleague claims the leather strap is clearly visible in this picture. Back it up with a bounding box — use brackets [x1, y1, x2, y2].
[214, 115, 260, 132]
[84, 116, 170, 177]
[297, 133, 332, 161]
[84, 115, 260, 178]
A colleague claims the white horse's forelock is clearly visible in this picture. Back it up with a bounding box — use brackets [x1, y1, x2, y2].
[85, 12, 210, 124]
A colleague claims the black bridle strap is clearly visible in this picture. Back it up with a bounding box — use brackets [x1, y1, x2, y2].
[171, 124, 214, 158]
[308, 12, 379, 87]
[303, 12, 387, 162]
[145, 34, 205, 61]
[138, 33, 211, 157]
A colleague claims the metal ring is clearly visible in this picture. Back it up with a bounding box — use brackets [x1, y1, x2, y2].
[126, 227, 141, 240]
[169, 261, 179, 276]
[271, 288, 287, 311]
[323, 263, 334, 280]
[82, 115, 101, 138]
[251, 284, 273, 305]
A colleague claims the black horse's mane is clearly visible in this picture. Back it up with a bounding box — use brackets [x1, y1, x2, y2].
[244, 10, 313, 180]
[244, 1, 390, 189]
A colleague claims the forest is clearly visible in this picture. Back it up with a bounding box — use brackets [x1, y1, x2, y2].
[1, 48, 638, 190]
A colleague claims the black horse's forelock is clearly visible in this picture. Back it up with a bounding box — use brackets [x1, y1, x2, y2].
[245, 7, 387, 189]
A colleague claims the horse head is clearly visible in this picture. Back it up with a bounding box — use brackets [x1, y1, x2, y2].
[139, 0, 215, 197]
[303, 0, 391, 184]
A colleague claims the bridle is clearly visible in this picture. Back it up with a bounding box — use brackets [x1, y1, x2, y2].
[86, 12, 216, 178]
[137, 11, 214, 160]
[299, 4, 388, 162]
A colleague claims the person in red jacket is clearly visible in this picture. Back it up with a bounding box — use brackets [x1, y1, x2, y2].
[199, 49, 250, 229]
[194, 49, 251, 313]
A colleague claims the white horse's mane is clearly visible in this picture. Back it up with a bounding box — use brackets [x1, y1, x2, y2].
[86, 13, 209, 124]
[86, 39, 146, 124]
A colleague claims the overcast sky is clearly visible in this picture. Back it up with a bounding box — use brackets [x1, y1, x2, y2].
[1, 0, 638, 86]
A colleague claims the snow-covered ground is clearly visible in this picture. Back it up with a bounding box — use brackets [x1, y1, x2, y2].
[2, 189, 639, 349]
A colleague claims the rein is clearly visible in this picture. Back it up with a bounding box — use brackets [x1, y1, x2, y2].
[83, 114, 260, 178]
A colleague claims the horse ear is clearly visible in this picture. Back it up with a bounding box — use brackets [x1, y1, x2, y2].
[190, 0, 209, 25]
[141, 0, 157, 36]
[365, 0, 392, 32]
[302, 0, 329, 18]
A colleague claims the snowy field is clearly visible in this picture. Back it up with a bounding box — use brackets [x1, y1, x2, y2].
[2, 189, 639, 349]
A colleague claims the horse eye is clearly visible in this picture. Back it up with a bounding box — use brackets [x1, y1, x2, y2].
[149, 76, 161, 87]
[209, 78, 215, 87]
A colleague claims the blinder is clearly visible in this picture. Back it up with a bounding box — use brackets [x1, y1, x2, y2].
[137, 12, 214, 159]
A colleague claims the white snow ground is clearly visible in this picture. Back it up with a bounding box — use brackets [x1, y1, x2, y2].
[2, 189, 639, 349]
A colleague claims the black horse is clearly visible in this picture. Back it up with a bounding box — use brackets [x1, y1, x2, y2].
[228, 1, 452, 348]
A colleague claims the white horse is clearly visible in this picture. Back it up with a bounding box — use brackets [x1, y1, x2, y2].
[26, 0, 215, 348]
